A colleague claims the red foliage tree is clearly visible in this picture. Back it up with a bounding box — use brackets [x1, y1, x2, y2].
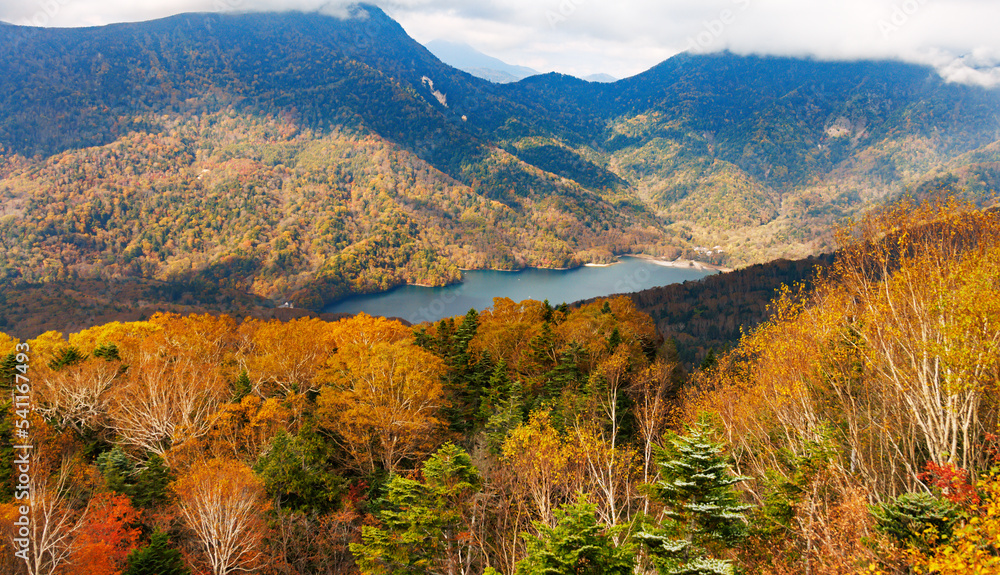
[69, 493, 142, 575]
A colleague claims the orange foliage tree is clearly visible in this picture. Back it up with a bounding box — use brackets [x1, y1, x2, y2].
[172, 458, 270, 575]
[316, 314, 447, 474]
[108, 313, 235, 456]
[237, 317, 339, 397]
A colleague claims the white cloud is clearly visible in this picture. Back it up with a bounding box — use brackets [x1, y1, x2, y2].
[1, 0, 999, 85]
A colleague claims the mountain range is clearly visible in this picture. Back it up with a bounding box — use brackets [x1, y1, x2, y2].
[0, 4, 998, 312]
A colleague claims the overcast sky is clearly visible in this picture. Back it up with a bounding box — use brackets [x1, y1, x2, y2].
[2, 0, 998, 86]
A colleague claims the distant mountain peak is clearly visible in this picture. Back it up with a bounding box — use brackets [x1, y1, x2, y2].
[425, 39, 537, 83]
[582, 73, 617, 83]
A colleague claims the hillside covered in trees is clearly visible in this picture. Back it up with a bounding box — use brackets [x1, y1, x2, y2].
[1, 7, 999, 315]
[2, 198, 999, 574]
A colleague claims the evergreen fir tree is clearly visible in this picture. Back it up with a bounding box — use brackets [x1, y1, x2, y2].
[636, 425, 750, 575]
[130, 454, 174, 509]
[0, 352, 18, 392]
[698, 349, 717, 372]
[481, 360, 524, 454]
[0, 399, 13, 503]
[416, 309, 487, 435]
[96, 449, 172, 509]
[435, 318, 456, 358]
[479, 359, 512, 417]
[529, 321, 557, 372]
[545, 342, 587, 399]
[352, 443, 482, 574]
[122, 531, 190, 575]
[93, 342, 121, 361]
[253, 425, 344, 514]
[515, 495, 634, 575]
[442, 309, 487, 433]
[607, 326, 622, 353]
[97, 445, 136, 494]
[232, 369, 253, 401]
[542, 299, 554, 323]
[455, 308, 479, 352]
[48, 346, 87, 371]
[872, 492, 960, 550]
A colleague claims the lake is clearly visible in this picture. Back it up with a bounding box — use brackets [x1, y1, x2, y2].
[323, 256, 717, 324]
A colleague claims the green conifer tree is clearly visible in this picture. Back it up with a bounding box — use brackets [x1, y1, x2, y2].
[48, 346, 87, 371]
[698, 349, 717, 372]
[0, 352, 18, 392]
[541, 299, 554, 323]
[515, 495, 634, 575]
[481, 360, 524, 453]
[352, 443, 482, 575]
[636, 425, 750, 575]
[545, 342, 586, 397]
[253, 425, 344, 514]
[232, 369, 253, 401]
[122, 531, 190, 575]
[130, 454, 173, 509]
[607, 326, 622, 353]
[93, 342, 121, 361]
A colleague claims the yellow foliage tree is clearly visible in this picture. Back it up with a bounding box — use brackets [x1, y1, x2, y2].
[912, 472, 1000, 574]
[108, 313, 235, 456]
[316, 314, 447, 474]
[690, 199, 1000, 499]
[684, 199, 1000, 572]
[0, 332, 19, 355]
[502, 410, 580, 527]
[238, 317, 339, 396]
[206, 395, 292, 463]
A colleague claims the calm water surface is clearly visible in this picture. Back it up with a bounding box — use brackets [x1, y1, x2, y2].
[324, 257, 717, 324]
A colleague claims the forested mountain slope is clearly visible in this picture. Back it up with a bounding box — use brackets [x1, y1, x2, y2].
[0, 5, 998, 315]
[0, 7, 663, 310]
[503, 54, 1000, 262]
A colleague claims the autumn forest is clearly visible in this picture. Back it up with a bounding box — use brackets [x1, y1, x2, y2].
[2, 5, 1000, 575]
[0, 198, 998, 574]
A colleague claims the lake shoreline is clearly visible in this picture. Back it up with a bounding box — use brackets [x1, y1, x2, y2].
[443, 253, 728, 284]
[327, 257, 718, 321]
[628, 254, 733, 273]
[327, 257, 717, 321]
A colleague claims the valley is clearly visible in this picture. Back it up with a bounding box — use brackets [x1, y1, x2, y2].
[0, 7, 997, 326]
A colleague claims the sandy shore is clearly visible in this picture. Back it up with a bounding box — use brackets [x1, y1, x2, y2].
[628, 254, 733, 273]
[453, 255, 732, 274]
